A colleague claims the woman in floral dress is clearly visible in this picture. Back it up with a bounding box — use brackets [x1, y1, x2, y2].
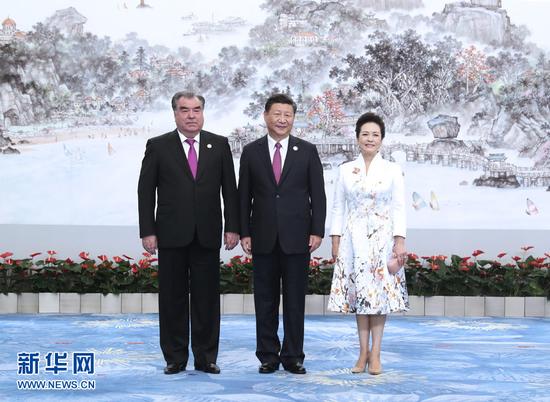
[327, 112, 408, 375]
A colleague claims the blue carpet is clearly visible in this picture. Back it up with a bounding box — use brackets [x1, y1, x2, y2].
[0, 314, 549, 401]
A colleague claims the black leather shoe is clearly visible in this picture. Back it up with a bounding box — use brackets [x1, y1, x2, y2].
[284, 362, 306, 374]
[259, 362, 278, 374]
[164, 362, 185, 375]
[195, 363, 220, 374]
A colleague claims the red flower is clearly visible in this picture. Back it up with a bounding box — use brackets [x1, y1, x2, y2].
[149, 258, 158, 263]
[497, 252, 506, 258]
[45, 256, 57, 263]
[30, 252, 41, 258]
[0, 252, 13, 259]
[131, 266, 138, 274]
[461, 256, 471, 262]
[65, 258, 74, 264]
[142, 252, 152, 258]
[79, 251, 90, 260]
[97, 255, 108, 262]
[113, 256, 123, 263]
[430, 263, 439, 271]
[81, 264, 88, 270]
[459, 265, 469, 272]
[232, 255, 243, 260]
[123, 254, 134, 260]
[5, 258, 13, 265]
[227, 262, 233, 267]
[47, 250, 57, 255]
[521, 245, 534, 251]
[408, 253, 419, 260]
[472, 249, 484, 257]
[138, 259, 150, 269]
[512, 256, 521, 262]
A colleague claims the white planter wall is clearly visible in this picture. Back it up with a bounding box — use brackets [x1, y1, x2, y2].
[1, 294, 548, 317]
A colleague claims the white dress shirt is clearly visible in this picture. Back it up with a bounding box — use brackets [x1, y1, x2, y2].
[178, 130, 200, 161]
[267, 134, 289, 169]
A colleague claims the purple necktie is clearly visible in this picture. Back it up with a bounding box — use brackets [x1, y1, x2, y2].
[185, 138, 197, 179]
[273, 142, 282, 184]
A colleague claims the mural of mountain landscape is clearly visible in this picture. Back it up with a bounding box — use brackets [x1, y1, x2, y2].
[0, 0, 548, 229]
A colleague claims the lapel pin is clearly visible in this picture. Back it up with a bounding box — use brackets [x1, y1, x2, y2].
[293, 146, 298, 151]
[207, 144, 212, 149]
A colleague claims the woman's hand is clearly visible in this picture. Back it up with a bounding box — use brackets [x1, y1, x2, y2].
[331, 235, 341, 261]
[393, 236, 407, 267]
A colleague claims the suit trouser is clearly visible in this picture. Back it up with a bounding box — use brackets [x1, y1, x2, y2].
[158, 237, 220, 368]
[253, 240, 309, 367]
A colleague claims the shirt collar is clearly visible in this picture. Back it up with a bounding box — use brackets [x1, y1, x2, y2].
[267, 134, 289, 149]
[178, 130, 200, 144]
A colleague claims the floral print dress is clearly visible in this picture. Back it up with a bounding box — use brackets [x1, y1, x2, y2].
[327, 154, 409, 315]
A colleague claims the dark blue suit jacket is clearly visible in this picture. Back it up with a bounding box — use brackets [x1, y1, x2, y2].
[238, 135, 326, 254]
[138, 129, 239, 249]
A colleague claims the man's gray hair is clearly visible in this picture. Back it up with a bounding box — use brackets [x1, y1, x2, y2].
[171, 91, 205, 111]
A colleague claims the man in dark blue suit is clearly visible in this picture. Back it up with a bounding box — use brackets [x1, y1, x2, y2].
[239, 93, 326, 374]
[138, 91, 239, 375]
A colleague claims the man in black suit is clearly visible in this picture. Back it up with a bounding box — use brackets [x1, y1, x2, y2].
[138, 91, 239, 375]
[239, 93, 326, 374]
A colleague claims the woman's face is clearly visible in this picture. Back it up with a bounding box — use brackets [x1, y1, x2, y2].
[357, 122, 383, 156]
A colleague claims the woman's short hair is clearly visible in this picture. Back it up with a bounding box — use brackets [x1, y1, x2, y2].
[355, 112, 385, 139]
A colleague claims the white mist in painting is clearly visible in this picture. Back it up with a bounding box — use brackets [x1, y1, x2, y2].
[0, 0, 548, 230]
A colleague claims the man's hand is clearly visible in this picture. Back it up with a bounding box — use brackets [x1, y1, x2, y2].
[224, 232, 239, 250]
[309, 235, 322, 253]
[240, 236, 252, 255]
[142, 235, 158, 255]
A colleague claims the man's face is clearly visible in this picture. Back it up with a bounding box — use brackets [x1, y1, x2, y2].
[174, 96, 204, 137]
[263, 103, 295, 141]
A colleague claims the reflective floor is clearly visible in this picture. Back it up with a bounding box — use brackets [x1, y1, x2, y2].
[1, 314, 549, 401]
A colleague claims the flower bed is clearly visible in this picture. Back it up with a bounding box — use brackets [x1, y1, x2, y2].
[1, 248, 549, 297]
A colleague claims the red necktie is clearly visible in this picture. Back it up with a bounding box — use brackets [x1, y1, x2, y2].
[273, 142, 282, 184]
[185, 138, 197, 179]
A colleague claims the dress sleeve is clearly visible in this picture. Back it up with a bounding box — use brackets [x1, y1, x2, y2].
[392, 163, 406, 238]
[330, 165, 346, 236]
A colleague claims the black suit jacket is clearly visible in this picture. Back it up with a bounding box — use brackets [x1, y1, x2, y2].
[138, 129, 239, 249]
[238, 135, 326, 254]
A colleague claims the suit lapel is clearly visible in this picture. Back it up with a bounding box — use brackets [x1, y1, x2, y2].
[195, 131, 210, 181]
[258, 136, 277, 187]
[278, 135, 297, 186]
